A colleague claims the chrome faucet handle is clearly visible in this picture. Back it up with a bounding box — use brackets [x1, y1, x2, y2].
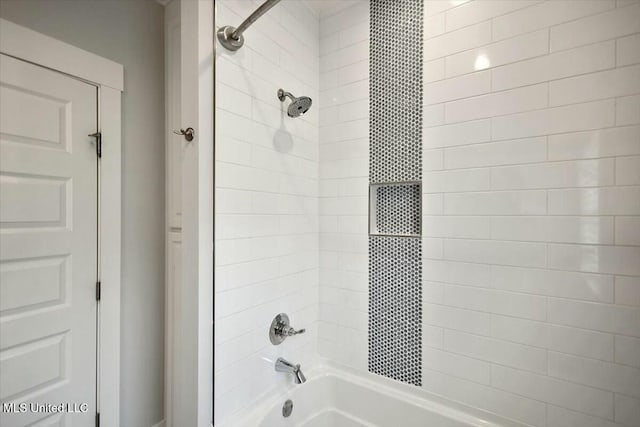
[281, 326, 306, 336]
[269, 313, 305, 345]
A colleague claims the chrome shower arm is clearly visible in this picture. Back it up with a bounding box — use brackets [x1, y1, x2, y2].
[217, 0, 281, 51]
[277, 89, 294, 102]
[233, 0, 281, 40]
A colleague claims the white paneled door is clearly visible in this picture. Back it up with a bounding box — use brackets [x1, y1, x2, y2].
[0, 53, 98, 426]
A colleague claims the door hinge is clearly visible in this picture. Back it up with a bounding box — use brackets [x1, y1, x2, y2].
[89, 132, 102, 158]
[95, 412, 100, 427]
[96, 281, 101, 301]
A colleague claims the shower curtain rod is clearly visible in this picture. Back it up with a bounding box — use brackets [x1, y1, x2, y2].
[217, 0, 282, 51]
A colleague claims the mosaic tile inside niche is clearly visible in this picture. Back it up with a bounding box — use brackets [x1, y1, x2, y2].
[373, 183, 421, 236]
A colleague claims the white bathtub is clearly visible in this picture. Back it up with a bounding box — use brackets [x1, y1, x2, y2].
[224, 363, 528, 427]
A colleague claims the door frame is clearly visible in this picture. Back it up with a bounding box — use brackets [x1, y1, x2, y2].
[0, 18, 123, 426]
[173, 0, 214, 425]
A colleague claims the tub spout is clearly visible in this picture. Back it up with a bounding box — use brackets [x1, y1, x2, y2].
[295, 367, 306, 384]
[275, 357, 307, 384]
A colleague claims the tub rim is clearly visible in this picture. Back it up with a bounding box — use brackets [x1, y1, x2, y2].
[217, 359, 531, 427]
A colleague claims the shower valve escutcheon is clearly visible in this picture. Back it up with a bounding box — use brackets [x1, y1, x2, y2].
[269, 313, 305, 345]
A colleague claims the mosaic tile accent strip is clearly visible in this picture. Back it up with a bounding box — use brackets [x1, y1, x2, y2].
[369, 0, 424, 184]
[373, 183, 421, 236]
[368, 236, 422, 385]
[368, 0, 423, 386]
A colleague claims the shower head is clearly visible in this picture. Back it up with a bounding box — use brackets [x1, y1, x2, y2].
[278, 89, 312, 118]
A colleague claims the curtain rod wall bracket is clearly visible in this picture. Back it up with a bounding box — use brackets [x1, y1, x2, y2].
[217, 25, 244, 51]
[216, 0, 281, 51]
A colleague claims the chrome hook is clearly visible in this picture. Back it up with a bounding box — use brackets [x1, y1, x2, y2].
[173, 127, 194, 142]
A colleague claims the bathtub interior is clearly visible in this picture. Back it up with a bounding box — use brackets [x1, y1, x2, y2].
[301, 411, 366, 427]
[225, 363, 528, 427]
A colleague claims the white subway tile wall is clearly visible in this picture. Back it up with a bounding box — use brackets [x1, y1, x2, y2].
[317, 0, 370, 371]
[215, 0, 640, 425]
[426, 1, 640, 425]
[318, 1, 640, 426]
[214, 0, 320, 424]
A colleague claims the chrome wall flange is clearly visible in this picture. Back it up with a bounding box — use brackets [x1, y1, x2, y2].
[216, 0, 281, 51]
[217, 26, 244, 51]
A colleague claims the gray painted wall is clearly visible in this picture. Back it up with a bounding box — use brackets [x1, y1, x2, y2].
[0, 0, 166, 425]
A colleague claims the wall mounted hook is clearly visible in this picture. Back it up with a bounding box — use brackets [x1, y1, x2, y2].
[173, 127, 194, 142]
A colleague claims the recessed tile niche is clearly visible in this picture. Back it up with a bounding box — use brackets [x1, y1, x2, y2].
[369, 182, 422, 237]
